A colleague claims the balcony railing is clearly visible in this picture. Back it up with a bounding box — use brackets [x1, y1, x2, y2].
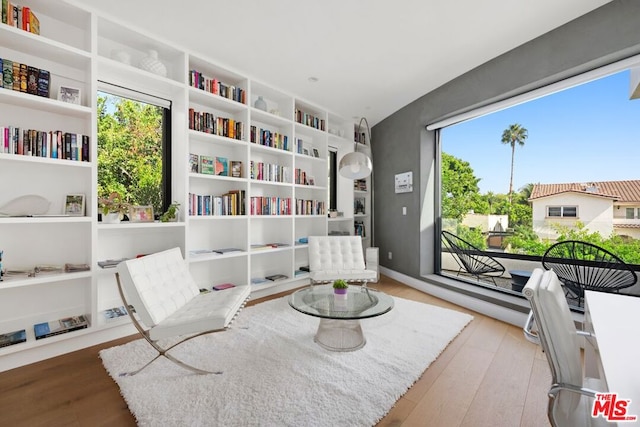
[440, 249, 640, 311]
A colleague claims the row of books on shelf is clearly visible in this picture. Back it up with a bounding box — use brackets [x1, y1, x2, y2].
[188, 189, 245, 216]
[250, 161, 290, 183]
[354, 179, 367, 191]
[187, 193, 324, 217]
[0, 306, 130, 348]
[1, 58, 49, 96]
[294, 168, 316, 186]
[296, 199, 325, 216]
[249, 126, 290, 151]
[355, 221, 366, 237]
[1, 1, 40, 34]
[295, 109, 326, 131]
[354, 127, 368, 144]
[188, 108, 244, 140]
[34, 314, 89, 340]
[188, 69, 246, 104]
[1, 127, 89, 161]
[250, 196, 291, 216]
[1, 264, 89, 281]
[190, 153, 242, 177]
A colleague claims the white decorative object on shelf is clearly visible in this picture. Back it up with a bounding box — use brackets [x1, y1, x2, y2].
[139, 49, 167, 77]
[254, 96, 267, 111]
[0, 195, 50, 216]
[110, 49, 131, 65]
[102, 212, 120, 224]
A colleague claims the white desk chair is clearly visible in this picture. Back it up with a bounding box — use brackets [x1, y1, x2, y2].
[523, 268, 608, 427]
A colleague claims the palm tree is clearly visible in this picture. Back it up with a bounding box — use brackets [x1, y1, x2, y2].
[518, 183, 535, 201]
[501, 123, 528, 204]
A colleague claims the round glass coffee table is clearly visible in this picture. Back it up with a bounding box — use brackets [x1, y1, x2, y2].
[288, 285, 394, 351]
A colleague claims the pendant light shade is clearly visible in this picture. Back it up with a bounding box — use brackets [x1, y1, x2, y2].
[339, 117, 373, 179]
[338, 151, 372, 179]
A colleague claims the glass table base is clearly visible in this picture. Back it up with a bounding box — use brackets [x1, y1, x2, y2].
[314, 318, 366, 352]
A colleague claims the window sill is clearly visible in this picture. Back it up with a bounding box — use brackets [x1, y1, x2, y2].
[380, 267, 584, 327]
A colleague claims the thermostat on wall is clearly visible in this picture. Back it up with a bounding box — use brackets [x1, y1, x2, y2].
[395, 171, 413, 193]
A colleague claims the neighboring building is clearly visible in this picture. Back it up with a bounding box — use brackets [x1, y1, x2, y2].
[462, 213, 509, 233]
[529, 180, 640, 240]
[462, 213, 509, 249]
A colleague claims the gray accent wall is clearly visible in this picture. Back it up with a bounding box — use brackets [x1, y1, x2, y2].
[371, 0, 640, 280]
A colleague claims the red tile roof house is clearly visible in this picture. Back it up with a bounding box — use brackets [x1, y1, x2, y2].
[529, 180, 640, 241]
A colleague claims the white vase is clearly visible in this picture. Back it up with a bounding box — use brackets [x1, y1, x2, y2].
[110, 49, 131, 65]
[139, 49, 167, 77]
[102, 212, 120, 224]
[254, 96, 267, 111]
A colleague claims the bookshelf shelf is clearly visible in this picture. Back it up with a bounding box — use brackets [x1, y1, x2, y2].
[1, 24, 91, 68]
[188, 87, 247, 113]
[188, 129, 248, 147]
[0, 271, 92, 289]
[188, 251, 247, 264]
[0, 89, 92, 118]
[189, 173, 246, 183]
[97, 221, 186, 231]
[0, 216, 92, 225]
[97, 57, 185, 99]
[0, 153, 92, 167]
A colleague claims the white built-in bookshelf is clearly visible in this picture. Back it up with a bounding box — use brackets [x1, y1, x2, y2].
[0, 0, 365, 371]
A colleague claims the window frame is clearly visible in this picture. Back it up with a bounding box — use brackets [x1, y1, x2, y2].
[546, 205, 578, 218]
[97, 83, 173, 216]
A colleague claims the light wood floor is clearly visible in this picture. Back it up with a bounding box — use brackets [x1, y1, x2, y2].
[0, 275, 551, 427]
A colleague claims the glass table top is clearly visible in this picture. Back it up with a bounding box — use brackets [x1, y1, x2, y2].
[288, 285, 394, 320]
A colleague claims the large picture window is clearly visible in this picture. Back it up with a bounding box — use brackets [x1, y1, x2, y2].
[97, 86, 171, 219]
[436, 58, 640, 310]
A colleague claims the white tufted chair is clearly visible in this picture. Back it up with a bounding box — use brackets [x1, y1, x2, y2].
[308, 236, 377, 287]
[115, 247, 250, 375]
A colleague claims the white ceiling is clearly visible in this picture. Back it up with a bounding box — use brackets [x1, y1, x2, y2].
[75, 0, 610, 126]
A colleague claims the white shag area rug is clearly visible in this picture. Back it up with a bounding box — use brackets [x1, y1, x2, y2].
[100, 295, 473, 427]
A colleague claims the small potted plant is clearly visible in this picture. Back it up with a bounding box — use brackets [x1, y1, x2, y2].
[333, 279, 349, 298]
[98, 192, 129, 223]
[160, 202, 180, 222]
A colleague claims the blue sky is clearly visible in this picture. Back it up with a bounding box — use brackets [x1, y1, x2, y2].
[442, 69, 640, 194]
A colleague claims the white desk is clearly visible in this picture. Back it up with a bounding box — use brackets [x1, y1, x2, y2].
[585, 291, 640, 422]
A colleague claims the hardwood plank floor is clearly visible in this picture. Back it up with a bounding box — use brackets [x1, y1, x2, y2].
[0, 275, 551, 427]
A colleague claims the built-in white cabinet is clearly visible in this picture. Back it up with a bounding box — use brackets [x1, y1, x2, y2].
[0, 0, 362, 370]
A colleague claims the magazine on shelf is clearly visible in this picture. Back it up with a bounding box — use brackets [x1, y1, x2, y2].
[34, 315, 89, 340]
[102, 306, 128, 322]
[0, 329, 27, 348]
[213, 247, 243, 254]
[265, 274, 288, 281]
[97, 258, 128, 268]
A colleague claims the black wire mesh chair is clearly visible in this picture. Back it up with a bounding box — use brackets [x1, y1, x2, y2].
[541, 240, 637, 306]
[441, 231, 505, 285]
